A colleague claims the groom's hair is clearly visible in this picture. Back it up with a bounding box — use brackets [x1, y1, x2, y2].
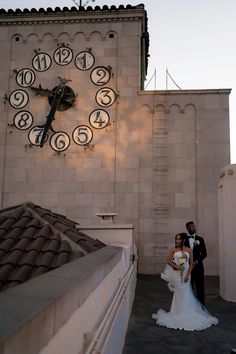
[186, 221, 194, 230]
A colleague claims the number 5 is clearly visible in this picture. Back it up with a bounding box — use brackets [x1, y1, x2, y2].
[72, 125, 93, 146]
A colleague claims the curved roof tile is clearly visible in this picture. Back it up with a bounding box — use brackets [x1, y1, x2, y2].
[0, 202, 106, 292]
[0, 4, 145, 14]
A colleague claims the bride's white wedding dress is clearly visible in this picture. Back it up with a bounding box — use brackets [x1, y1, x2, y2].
[152, 251, 219, 331]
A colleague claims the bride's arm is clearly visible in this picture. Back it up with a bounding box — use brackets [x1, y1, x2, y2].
[167, 248, 179, 270]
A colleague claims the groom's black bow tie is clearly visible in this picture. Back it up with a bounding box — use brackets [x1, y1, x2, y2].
[188, 236, 194, 239]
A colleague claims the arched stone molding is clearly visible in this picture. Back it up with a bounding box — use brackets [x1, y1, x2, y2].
[88, 31, 105, 42]
[140, 103, 153, 114]
[56, 32, 73, 43]
[41, 32, 57, 46]
[154, 104, 167, 114]
[41, 32, 55, 41]
[73, 31, 88, 42]
[25, 32, 39, 43]
[168, 103, 182, 114]
[183, 103, 196, 113]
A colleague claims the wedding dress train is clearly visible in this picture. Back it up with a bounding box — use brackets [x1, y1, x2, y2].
[152, 251, 219, 331]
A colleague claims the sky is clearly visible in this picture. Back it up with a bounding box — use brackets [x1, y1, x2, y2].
[1, 0, 236, 163]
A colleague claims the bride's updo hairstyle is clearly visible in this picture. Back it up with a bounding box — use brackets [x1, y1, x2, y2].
[175, 232, 187, 250]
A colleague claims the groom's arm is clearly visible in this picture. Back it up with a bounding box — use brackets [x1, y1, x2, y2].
[196, 236, 207, 263]
[200, 237, 207, 261]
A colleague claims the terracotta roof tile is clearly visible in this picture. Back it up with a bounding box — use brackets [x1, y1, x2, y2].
[19, 226, 40, 240]
[18, 250, 38, 266]
[53, 222, 72, 233]
[0, 229, 6, 238]
[30, 266, 48, 279]
[64, 230, 84, 243]
[8, 265, 33, 282]
[12, 238, 30, 251]
[77, 241, 98, 253]
[27, 237, 46, 251]
[0, 218, 17, 231]
[0, 264, 15, 282]
[24, 218, 41, 228]
[0, 216, 6, 224]
[0, 239, 15, 253]
[41, 239, 60, 252]
[1, 249, 22, 266]
[52, 252, 71, 268]
[36, 224, 53, 239]
[0, 4, 145, 15]
[36, 251, 55, 268]
[3, 227, 22, 240]
[12, 216, 31, 229]
[0, 202, 106, 292]
[57, 240, 72, 253]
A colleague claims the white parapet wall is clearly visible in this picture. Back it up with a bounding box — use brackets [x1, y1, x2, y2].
[77, 223, 136, 265]
[0, 224, 136, 354]
[218, 164, 236, 302]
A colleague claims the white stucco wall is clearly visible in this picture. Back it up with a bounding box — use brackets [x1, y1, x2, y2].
[218, 164, 236, 302]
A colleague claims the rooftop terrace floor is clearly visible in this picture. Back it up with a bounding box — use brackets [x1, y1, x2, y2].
[123, 275, 236, 354]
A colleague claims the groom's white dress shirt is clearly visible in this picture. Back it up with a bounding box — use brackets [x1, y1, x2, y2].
[187, 233, 196, 249]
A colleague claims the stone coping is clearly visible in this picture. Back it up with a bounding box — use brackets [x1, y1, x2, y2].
[0, 246, 122, 354]
[77, 224, 134, 230]
[138, 88, 231, 95]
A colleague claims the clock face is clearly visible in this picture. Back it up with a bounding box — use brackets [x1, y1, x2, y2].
[8, 45, 117, 152]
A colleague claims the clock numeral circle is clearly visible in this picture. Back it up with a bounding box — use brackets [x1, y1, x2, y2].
[95, 87, 116, 107]
[28, 126, 48, 146]
[90, 66, 111, 86]
[75, 51, 95, 71]
[50, 132, 70, 152]
[72, 125, 93, 146]
[9, 89, 29, 109]
[32, 52, 52, 72]
[16, 68, 36, 88]
[13, 110, 33, 130]
[89, 109, 110, 129]
[54, 46, 73, 66]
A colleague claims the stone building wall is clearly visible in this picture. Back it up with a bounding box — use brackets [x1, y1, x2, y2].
[137, 90, 230, 274]
[0, 6, 230, 274]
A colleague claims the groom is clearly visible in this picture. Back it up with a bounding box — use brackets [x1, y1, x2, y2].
[184, 221, 207, 305]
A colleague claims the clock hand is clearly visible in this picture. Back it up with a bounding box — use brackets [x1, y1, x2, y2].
[40, 78, 67, 147]
[31, 77, 71, 98]
[30, 84, 52, 97]
[31, 76, 76, 111]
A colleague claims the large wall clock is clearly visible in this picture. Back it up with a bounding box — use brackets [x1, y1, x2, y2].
[8, 45, 117, 153]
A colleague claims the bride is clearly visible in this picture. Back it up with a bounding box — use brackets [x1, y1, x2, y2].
[152, 233, 218, 331]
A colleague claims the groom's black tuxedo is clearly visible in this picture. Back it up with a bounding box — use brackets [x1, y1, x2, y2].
[184, 234, 207, 305]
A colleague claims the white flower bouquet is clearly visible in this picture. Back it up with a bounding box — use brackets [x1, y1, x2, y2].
[176, 253, 187, 282]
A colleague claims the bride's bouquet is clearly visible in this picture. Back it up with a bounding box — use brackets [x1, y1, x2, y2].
[176, 253, 187, 282]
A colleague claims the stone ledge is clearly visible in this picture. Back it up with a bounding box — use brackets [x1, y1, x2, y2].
[138, 88, 232, 95]
[0, 246, 122, 354]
